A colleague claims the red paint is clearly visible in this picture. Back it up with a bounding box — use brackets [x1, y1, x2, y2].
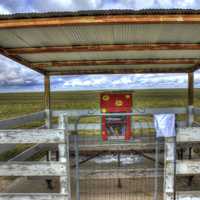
[100, 93, 132, 140]
[100, 93, 132, 112]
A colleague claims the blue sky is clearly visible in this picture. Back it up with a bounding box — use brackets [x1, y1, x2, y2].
[0, 0, 200, 92]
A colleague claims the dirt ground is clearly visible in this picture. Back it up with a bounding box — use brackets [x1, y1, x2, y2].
[0, 177, 14, 192]
[1, 175, 200, 200]
[3, 176, 160, 200]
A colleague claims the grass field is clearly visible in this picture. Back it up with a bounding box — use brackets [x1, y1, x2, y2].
[0, 88, 200, 120]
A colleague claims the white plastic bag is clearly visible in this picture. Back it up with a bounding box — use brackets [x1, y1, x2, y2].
[154, 114, 176, 138]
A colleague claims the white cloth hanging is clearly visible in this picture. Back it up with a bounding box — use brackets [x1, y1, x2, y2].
[154, 114, 176, 138]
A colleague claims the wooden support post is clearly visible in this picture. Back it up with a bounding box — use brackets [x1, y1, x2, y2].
[58, 115, 71, 198]
[188, 72, 194, 126]
[44, 74, 53, 190]
[46, 151, 52, 161]
[117, 153, 122, 188]
[188, 147, 194, 186]
[164, 137, 176, 200]
[44, 75, 51, 128]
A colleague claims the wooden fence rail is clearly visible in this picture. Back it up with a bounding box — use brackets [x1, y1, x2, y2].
[164, 127, 200, 200]
[0, 129, 65, 144]
[177, 191, 200, 200]
[0, 162, 66, 176]
[0, 193, 68, 200]
[0, 127, 70, 200]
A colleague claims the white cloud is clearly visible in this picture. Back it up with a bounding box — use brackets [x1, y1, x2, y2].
[0, 55, 41, 87]
[1, 0, 200, 14]
[112, 76, 135, 85]
[31, 0, 73, 12]
[6, 0, 103, 13]
[176, 0, 195, 8]
[64, 75, 108, 87]
[117, 0, 155, 10]
[0, 4, 11, 14]
[156, 0, 198, 8]
[156, 0, 173, 8]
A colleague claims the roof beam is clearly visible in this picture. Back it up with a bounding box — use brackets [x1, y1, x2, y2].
[1, 14, 200, 29]
[47, 67, 192, 76]
[32, 59, 200, 68]
[6, 43, 200, 55]
[0, 48, 44, 74]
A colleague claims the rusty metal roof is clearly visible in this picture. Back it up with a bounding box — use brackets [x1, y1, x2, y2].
[0, 9, 200, 75]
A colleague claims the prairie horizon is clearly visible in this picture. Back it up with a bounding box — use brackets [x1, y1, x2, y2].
[0, 88, 199, 120]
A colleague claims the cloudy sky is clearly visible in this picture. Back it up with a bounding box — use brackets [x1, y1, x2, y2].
[0, 0, 200, 92]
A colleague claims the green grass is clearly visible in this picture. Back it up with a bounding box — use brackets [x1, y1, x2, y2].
[0, 88, 200, 160]
[1, 88, 200, 120]
[1, 89, 200, 124]
[1, 88, 200, 125]
[0, 144, 32, 161]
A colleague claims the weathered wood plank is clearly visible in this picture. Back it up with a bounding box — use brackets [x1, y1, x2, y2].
[59, 144, 68, 194]
[0, 193, 68, 200]
[58, 115, 71, 197]
[177, 191, 200, 200]
[0, 111, 45, 129]
[0, 129, 65, 144]
[176, 160, 200, 175]
[44, 75, 51, 129]
[76, 168, 163, 179]
[0, 162, 66, 176]
[177, 127, 200, 143]
[52, 107, 186, 117]
[164, 137, 176, 200]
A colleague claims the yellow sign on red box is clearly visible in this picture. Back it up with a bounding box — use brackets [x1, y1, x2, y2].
[100, 93, 132, 113]
[115, 100, 123, 107]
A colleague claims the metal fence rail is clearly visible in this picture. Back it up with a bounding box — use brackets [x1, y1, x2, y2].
[71, 114, 165, 200]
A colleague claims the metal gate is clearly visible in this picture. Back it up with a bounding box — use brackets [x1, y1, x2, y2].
[69, 114, 165, 200]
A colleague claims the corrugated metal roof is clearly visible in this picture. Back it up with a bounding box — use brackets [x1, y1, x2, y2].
[1, 9, 200, 20]
[1, 24, 200, 48]
[0, 9, 200, 74]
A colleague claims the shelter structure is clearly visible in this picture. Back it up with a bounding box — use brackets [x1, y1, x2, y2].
[0, 9, 200, 200]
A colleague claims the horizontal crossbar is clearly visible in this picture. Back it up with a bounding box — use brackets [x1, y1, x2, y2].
[0, 129, 65, 144]
[0, 162, 67, 176]
[177, 127, 200, 143]
[177, 160, 200, 175]
[0, 193, 68, 200]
